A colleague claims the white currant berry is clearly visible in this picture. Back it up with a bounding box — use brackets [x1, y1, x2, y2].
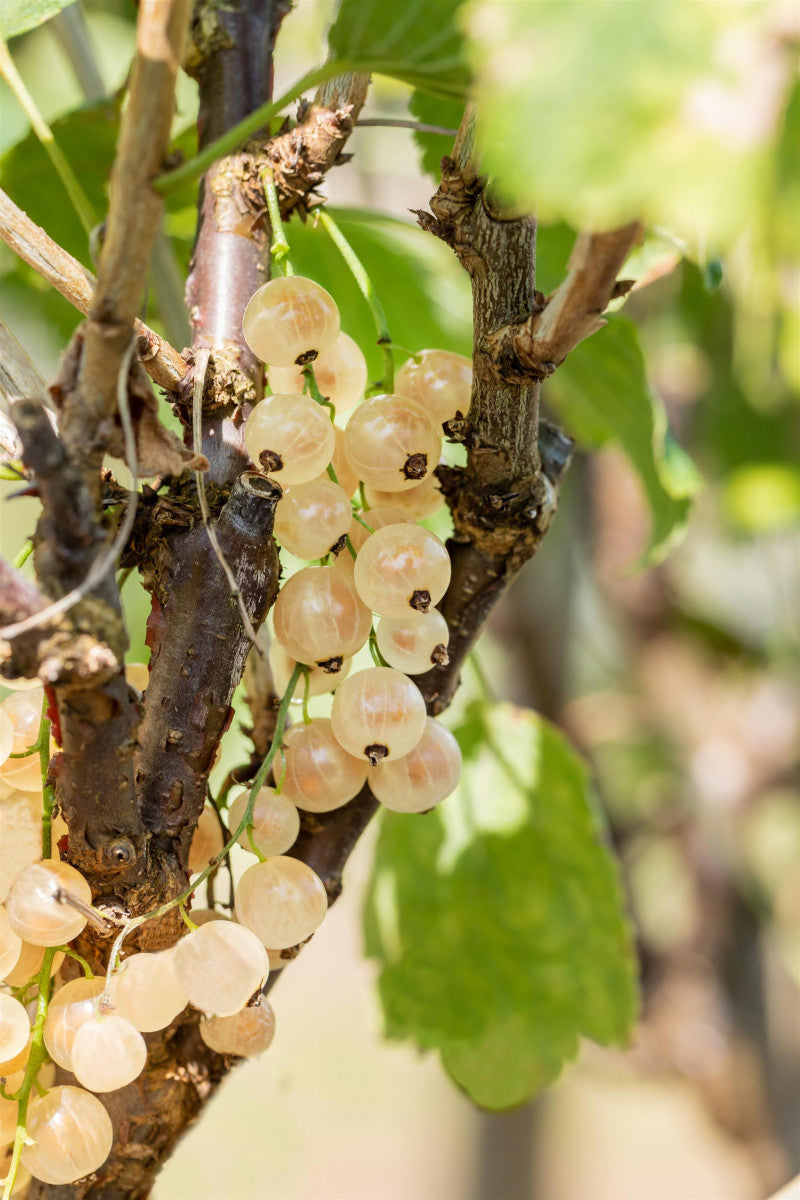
[71, 1013, 147, 1093]
[188, 805, 224, 875]
[268, 331, 367, 412]
[364, 469, 444, 519]
[0, 689, 44, 792]
[244, 393, 335, 484]
[227, 787, 300, 857]
[3, 941, 64, 989]
[172, 921, 268, 1017]
[0, 903, 22, 979]
[273, 565, 371, 669]
[0, 994, 30, 1063]
[1, 1090, 19, 1147]
[281, 719, 367, 813]
[375, 611, 450, 675]
[395, 349, 472, 426]
[6, 860, 92, 946]
[268, 640, 352, 699]
[330, 667, 427, 764]
[43, 976, 105, 1070]
[348, 504, 413, 553]
[235, 857, 327, 950]
[0, 709, 14, 770]
[21, 1086, 113, 1185]
[353, 523, 451, 617]
[274, 479, 352, 560]
[369, 717, 462, 812]
[105, 951, 188, 1033]
[243, 276, 340, 366]
[343, 395, 441, 492]
[199, 997, 276, 1058]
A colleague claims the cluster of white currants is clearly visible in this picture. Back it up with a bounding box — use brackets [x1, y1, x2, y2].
[241, 274, 467, 804]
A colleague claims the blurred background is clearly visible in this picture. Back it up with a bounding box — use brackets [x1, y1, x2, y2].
[1, 2, 798, 1198]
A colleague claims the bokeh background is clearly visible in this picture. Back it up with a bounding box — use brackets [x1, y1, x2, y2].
[1, 3, 798, 1198]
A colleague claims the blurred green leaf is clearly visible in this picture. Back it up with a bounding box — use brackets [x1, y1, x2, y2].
[0, 99, 118, 262]
[0, 0, 74, 39]
[465, 0, 792, 251]
[329, 0, 469, 97]
[288, 208, 472, 379]
[547, 316, 702, 564]
[364, 701, 638, 1109]
[723, 464, 800, 534]
[409, 90, 463, 180]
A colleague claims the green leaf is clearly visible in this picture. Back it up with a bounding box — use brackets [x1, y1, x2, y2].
[465, 0, 790, 251]
[364, 702, 638, 1109]
[409, 90, 464, 180]
[329, 0, 469, 97]
[287, 208, 472, 379]
[0, 99, 118, 262]
[546, 315, 701, 564]
[0, 0, 74, 39]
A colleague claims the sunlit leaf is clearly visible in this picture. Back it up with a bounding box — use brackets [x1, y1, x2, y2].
[364, 701, 638, 1109]
[0, 0, 74, 39]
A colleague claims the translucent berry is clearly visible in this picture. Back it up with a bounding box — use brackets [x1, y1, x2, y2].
[343, 395, 441, 492]
[71, 1013, 147, 1093]
[281, 718, 367, 813]
[330, 668, 427, 764]
[370, 717, 462, 812]
[274, 479, 352, 560]
[353, 524, 451, 617]
[364, 469, 444, 519]
[273, 565, 371, 669]
[268, 331, 367, 413]
[106, 951, 187, 1033]
[1, 1090, 18, 1147]
[172, 921, 268, 1017]
[199, 997, 276, 1058]
[348, 504, 413, 553]
[227, 787, 300, 857]
[0, 689, 43, 792]
[0, 789, 41, 903]
[0, 994, 30, 1063]
[244, 393, 335, 485]
[242, 275, 340, 366]
[6, 860, 92, 946]
[44, 977, 105, 1070]
[395, 349, 472, 426]
[3, 941, 64, 989]
[188, 805, 224, 875]
[21, 1086, 112, 1185]
[0, 903, 22, 979]
[235, 857, 327, 950]
[376, 611, 450, 675]
[0, 709, 14, 770]
[268, 641, 351, 700]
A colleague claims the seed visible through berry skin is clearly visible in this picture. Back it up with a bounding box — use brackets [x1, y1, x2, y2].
[242, 276, 340, 367]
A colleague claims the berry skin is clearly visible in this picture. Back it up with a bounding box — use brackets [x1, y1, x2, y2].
[0, 993, 30, 1063]
[280, 718, 368, 813]
[348, 504, 413, 553]
[105, 951, 188, 1033]
[227, 787, 300, 857]
[21, 1086, 113, 1185]
[244, 393, 336, 485]
[353, 523, 451, 618]
[172, 922, 268, 1017]
[273, 565, 371, 669]
[235, 857, 328, 950]
[6, 861, 93, 947]
[274, 479, 352, 560]
[268, 331, 367, 413]
[376, 611, 450, 675]
[364, 469, 444, 519]
[343, 394, 441, 492]
[395, 349, 472, 426]
[43, 976, 105, 1070]
[330, 667, 427, 765]
[199, 998, 276, 1058]
[0, 903, 22, 979]
[242, 276, 340, 366]
[369, 717, 462, 812]
[268, 640, 351, 699]
[188, 805, 224, 875]
[71, 1014, 147, 1094]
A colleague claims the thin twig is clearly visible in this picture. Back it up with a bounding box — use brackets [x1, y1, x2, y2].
[0, 187, 186, 392]
[0, 318, 51, 413]
[192, 349, 261, 651]
[0, 340, 139, 641]
[356, 118, 458, 136]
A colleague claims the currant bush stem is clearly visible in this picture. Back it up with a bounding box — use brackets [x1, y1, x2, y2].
[369, 628, 390, 669]
[153, 63, 337, 195]
[262, 167, 294, 277]
[0, 40, 96, 239]
[35, 696, 54, 859]
[1, 947, 56, 1200]
[105, 664, 305, 971]
[301, 667, 312, 724]
[316, 209, 395, 390]
[56, 944, 94, 978]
